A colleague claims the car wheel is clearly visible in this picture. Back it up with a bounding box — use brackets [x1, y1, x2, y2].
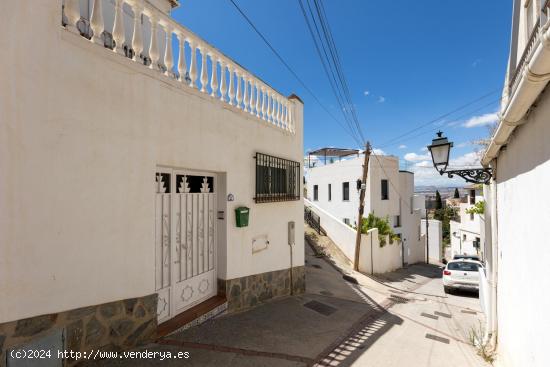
[444, 286, 451, 294]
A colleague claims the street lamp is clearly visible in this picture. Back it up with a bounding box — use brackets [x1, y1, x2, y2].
[427, 131, 493, 184]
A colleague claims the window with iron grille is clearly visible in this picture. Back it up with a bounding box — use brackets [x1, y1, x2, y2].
[254, 153, 300, 203]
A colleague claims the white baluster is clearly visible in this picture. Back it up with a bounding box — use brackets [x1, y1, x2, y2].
[188, 41, 197, 88]
[209, 54, 218, 97]
[249, 81, 255, 114]
[255, 82, 261, 117]
[283, 98, 290, 130]
[163, 24, 173, 76]
[277, 96, 283, 126]
[90, 0, 104, 45]
[176, 33, 187, 82]
[288, 101, 294, 132]
[64, 0, 81, 34]
[262, 87, 268, 120]
[148, 15, 159, 70]
[198, 45, 208, 92]
[269, 94, 274, 123]
[227, 65, 235, 105]
[265, 91, 273, 121]
[276, 96, 281, 125]
[219, 61, 227, 101]
[131, 0, 144, 62]
[235, 71, 242, 109]
[113, 0, 126, 55]
[242, 76, 249, 112]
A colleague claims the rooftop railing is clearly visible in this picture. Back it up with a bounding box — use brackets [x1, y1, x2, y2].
[62, 0, 294, 133]
[508, 1, 550, 96]
[509, 17, 541, 95]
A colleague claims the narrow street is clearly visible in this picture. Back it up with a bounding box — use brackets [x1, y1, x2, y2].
[87, 226, 488, 366]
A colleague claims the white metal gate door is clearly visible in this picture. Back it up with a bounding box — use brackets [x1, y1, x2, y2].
[155, 169, 217, 324]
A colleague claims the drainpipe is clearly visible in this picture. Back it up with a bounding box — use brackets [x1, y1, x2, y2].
[482, 161, 499, 346]
[489, 161, 499, 346]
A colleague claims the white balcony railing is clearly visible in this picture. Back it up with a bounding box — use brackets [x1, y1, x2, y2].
[62, 0, 294, 133]
[508, 1, 550, 97]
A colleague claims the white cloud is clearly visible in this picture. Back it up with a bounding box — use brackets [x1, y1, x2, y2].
[420, 147, 428, 152]
[404, 152, 430, 162]
[462, 112, 499, 128]
[364, 90, 370, 96]
[455, 142, 468, 148]
[449, 151, 482, 168]
[372, 148, 386, 155]
[414, 160, 432, 167]
[398, 144, 407, 149]
[377, 96, 386, 103]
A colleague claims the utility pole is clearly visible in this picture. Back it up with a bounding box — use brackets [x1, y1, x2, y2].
[425, 209, 429, 264]
[354, 142, 371, 271]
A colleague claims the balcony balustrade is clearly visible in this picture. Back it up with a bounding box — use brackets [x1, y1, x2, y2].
[508, 1, 550, 97]
[62, 0, 294, 133]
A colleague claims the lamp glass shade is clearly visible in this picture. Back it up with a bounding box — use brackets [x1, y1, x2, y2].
[427, 132, 453, 172]
[431, 144, 450, 166]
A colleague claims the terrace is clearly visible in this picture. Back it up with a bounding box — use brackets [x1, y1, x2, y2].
[61, 0, 295, 133]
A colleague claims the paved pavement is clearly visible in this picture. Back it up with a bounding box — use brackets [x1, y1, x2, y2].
[87, 226, 489, 366]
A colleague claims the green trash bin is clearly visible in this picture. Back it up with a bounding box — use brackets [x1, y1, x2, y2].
[235, 207, 250, 228]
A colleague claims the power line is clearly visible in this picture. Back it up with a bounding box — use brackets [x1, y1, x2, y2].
[379, 97, 502, 149]
[298, 0, 366, 144]
[312, 0, 364, 141]
[297, 0, 361, 144]
[378, 89, 500, 148]
[228, 0, 363, 147]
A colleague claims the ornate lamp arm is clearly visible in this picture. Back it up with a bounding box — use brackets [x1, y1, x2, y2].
[438, 168, 493, 185]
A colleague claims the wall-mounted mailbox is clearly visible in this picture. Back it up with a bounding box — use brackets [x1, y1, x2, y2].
[235, 207, 250, 228]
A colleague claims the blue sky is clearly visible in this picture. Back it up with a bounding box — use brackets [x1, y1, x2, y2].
[172, 0, 512, 186]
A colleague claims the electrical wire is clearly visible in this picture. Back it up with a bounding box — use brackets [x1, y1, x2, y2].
[298, 0, 366, 144]
[378, 89, 500, 148]
[228, 0, 364, 147]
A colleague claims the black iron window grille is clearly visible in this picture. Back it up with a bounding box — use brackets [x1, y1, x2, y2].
[254, 153, 301, 203]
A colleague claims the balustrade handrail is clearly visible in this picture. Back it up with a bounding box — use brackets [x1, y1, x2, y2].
[62, 0, 295, 133]
[508, 17, 541, 96]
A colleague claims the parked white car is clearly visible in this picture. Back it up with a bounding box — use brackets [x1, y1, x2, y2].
[442, 260, 483, 293]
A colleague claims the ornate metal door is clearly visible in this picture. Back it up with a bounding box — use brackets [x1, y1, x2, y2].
[155, 169, 217, 324]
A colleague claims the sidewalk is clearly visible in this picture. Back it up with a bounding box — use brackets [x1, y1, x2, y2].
[87, 225, 489, 366]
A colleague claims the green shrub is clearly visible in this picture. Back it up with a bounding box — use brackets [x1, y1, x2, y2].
[361, 213, 400, 247]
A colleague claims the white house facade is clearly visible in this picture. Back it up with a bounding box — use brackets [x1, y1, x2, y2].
[0, 0, 304, 363]
[449, 188, 484, 259]
[306, 154, 426, 266]
[481, 1, 550, 366]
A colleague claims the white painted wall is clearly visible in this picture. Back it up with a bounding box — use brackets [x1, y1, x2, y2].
[489, 85, 550, 367]
[305, 199, 356, 262]
[358, 228, 402, 274]
[421, 219, 442, 264]
[0, 1, 303, 323]
[306, 200, 417, 274]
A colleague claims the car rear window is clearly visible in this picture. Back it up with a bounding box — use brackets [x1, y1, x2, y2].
[448, 262, 480, 271]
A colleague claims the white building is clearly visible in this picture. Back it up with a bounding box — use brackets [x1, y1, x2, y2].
[420, 219, 443, 264]
[306, 151, 426, 266]
[449, 187, 484, 259]
[480, 1, 550, 366]
[0, 0, 304, 361]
